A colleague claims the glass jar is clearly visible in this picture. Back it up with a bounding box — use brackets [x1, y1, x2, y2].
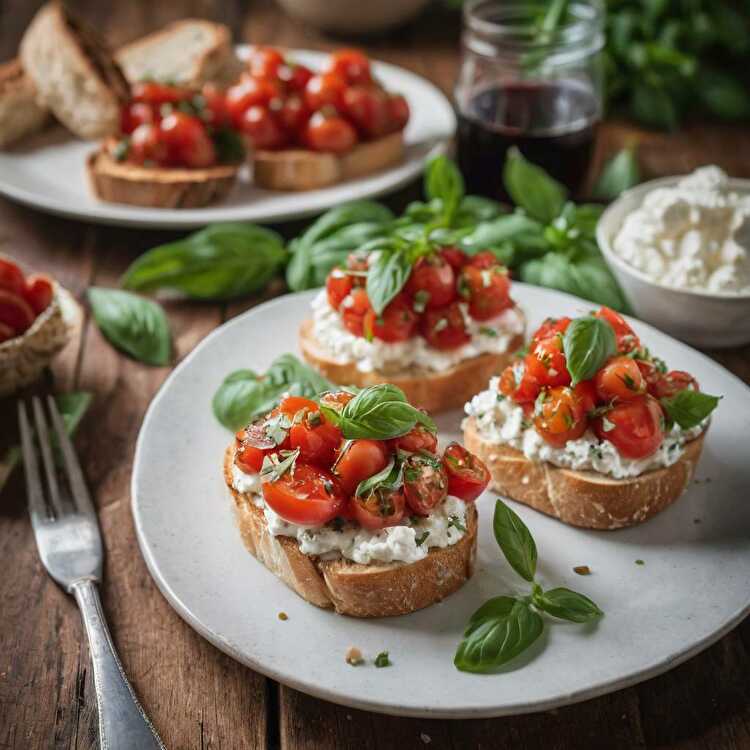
[455, 0, 605, 200]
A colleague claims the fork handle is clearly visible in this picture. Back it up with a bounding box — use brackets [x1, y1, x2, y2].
[71, 579, 165, 750]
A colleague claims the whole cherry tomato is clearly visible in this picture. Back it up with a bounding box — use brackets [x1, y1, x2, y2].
[403, 451, 449, 515]
[276, 94, 309, 135]
[458, 263, 512, 321]
[120, 102, 154, 134]
[23, 274, 54, 315]
[0, 289, 35, 334]
[277, 62, 313, 92]
[342, 85, 389, 138]
[324, 49, 372, 85]
[533, 386, 589, 448]
[363, 294, 418, 342]
[248, 47, 285, 79]
[525, 335, 571, 388]
[593, 395, 665, 459]
[326, 269, 354, 311]
[304, 73, 347, 112]
[389, 424, 438, 454]
[334, 439, 389, 495]
[129, 123, 169, 165]
[341, 287, 372, 337]
[159, 112, 216, 167]
[303, 110, 357, 152]
[405, 254, 456, 310]
[595, 306, 640, 353]
[595, 355, 647, 402]
[387, 94, 410, 131]
[498, 361, 541, 404]
[239, 105, 286, 149]
[0, 257, 25, 296]
[353, 487, 406, 529]
[439, 246, 468, 272]
[199, 83, 230, 127]
[132, 81, 191, 106]
[420, 302, 470, 350]
[226, 77, 280, 127]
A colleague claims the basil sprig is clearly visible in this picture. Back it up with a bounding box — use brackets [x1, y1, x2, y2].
[660, 389, 720, 429]
[355, 455, 403, 498]
[455, 500, 602, 674]
[562, 316, 617, 387]
[324, 384, 436, 440]
[592, 146, 641, 202]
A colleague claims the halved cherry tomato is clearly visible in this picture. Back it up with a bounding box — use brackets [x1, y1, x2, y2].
[226, 77, 279, 127]
[248, 47, 285, 79]
[277, 62, 313, 92]
[498, 360, 540, 404]
[199, 83, 230, 127]
[319, 390, 355, 415]
[593, 395, 664, 459]
[525, 335, 571, 387]
[420, 302, 470, 350]
[0, 290, 35, 334]
[120, 102, 154, 135]
[389, 424, 438, 454]
[341, 287, 372, 337]
[405, 254, 456, 310]
[334, 438, 389, 495]
[595, 306, 640, 353]
[0, 257, 25, 296]
[263, 462, 346, 525]
[458, 263, 511, 321]
[403, 451, 448, 515]
[243, 420, 278, 449]
[595, 356, 646, 402]
[304, 73, 347, 112]
[239, 105, 286, 149]
[387, 93, 409, 131]
[290, 417, 341, 467]
[128, 123, 169, 165]
[324, 49, 372, 86]
[439, 246, 468, 272]
[573, 380, 597, 414]
[0, 321, 14, 343]
[532, 316, 571, 343]
[363, 294, 418, 343]
[326, 269, 354, 311]
[353, 487, 406, 529]
[533, 386, 588, 448]
[649, 370, 699, 399]
[235, 443, 267, 473]
[23, 274, 53, 315]
[160, 112, 216, 167]
[342, 86, 389, 138]
[132, 81, 191, 106]
[303, 110, 357, 153]
[442, 442, 489, 501]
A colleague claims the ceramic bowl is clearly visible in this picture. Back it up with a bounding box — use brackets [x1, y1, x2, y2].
[597, 176, 750, 348]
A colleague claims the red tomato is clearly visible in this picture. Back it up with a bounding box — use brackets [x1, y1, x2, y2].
[420, 302, 470, 350]
[132, 81, 191, 106]
[334, 439, 389, 495]
[243, 420, 278, 450]
[442, 442, 490, 501]
[120, 102, 154, 134]
[389, 424, 438, 454]
[387, 94, 410, 131]
[0, 321, 14, 343]
[304, 73, 347, 112]
[23, 274, 54, 315]
[276, 95, 309, 135]
[277, 62, 313, 92]
[469, 250, 501, 269]
[341, 287, 372, 337]
[595, 356, 646, 402]
[532, 316, 571, 343]
[128, 123, 169, 165]
[0, 289, 35, 334]
[290, 418, 341, 467]
[533, 386, 589, 448]
[363, 294, 418, 343]
[593, 395, 664, 459]
[326, 269, 354, 311]
[0, 257, 25, 296]
[239, 105, 286, 149]
[319, 390, 355, 416]
[458, 264, 512, 321]
[303, 111, 357, 153]
[573, 380, 597, 414]
[439, 246, 468, 272]
[226, 77, 279, 127]
[342, 85, 389, 138]
[199, 83, 230, 127]
[649, 370, 699, 399]
[248, 47, 285, 79]
[403, 452, 448, 515]
[525, 335, 571, 388]
[160, 112, 216, 167]
[353, 487, 406, 529]
[498, 361, 541, 404]
[235, 443, 267, 473]
[263, 462, 346, 525]
[405, 254, 456, 310]
[324, 49, 372, 85]
[278, 395, 319, 417]
[595, 306, 640, 353]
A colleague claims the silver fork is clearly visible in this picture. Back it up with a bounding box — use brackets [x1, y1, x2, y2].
[19, 396, 165, 750]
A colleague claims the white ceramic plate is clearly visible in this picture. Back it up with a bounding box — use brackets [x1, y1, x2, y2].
[0, 48, 455, 229]
[132, 285, 750, 718]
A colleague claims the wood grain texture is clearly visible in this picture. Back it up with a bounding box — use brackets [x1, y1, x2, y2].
[0, 0, 749, 748]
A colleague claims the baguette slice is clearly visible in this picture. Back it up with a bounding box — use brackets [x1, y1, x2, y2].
[0, 59, 48, 148]
[224, 444, 477, 617]
[299, 316, 525, 413]
[253, 131, 404, 191]
[87, 148, 239, 208]
[20, 2, 128, 139]
[463, 416, 706, 530]
[116, 20, 233, 88]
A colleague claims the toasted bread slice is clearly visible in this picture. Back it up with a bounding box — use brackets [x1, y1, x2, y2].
[253, 131, 404, 191]
[463, 416, 706, 530]
[0, 59, 48, 148]
[116, 20, 233, 88]
[20, 2, 128, 139]
[298, 316, 525, 413]
[87, 148, 239, 208]
[224, 444, 477, 617]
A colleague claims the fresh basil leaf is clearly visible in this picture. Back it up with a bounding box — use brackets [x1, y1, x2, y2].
[355, 455, 404, 498]
[454, 597, 543, 673]
[366, 248, 412, 315]
[563, 316, 617, 387]
[572, 256, 631, 312]
[265, 353, 332, 396]
[592, 147, 641, 202]
[260, 448, 300, 483]
[456, 195, 505, 224]
[493, 499, 537, 582]
[660, 390, 720, 429]
[460, 213, 547, 258]
[88, 288, 171, 366]
[535, 587, 603, 623]
[503, 147, 567, 223]
[425, 155, 465, 223]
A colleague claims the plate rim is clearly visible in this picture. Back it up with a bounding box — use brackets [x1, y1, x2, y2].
[131, 285, 750, 718]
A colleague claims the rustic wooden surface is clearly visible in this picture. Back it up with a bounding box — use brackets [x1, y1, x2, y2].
[1, 1, 749, 748]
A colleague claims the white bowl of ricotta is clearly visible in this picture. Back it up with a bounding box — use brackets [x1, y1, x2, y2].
[597, 166, 750, 348]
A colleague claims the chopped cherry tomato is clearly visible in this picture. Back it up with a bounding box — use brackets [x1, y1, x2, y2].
[342, 85, 389, 138]
[525, 335, 571, 388]
[239, 105, 286, 149]
[278, 395, 319, 417]
[0, 321, 14, 343]
[248, 47, 285, 79]
[263, 462, 346, 525]
[458, 263, 511, 321]
[199, 83, 230, 127]
[277, 62, 313, 92]
[303, 110, 357, 153]
[533, 386, 588, 448]
[595, 306, 640, 353]
[334, 439, 389, 495]
[649, 370, 699, 399]
[403, 451, 448, 515]
[341, 287, 371, 337]
[324, 49, 372, 86]
[120, 102, 154, 135]
[23, 274, 53, 315]
[532, 316, 571, 343]
[389, 424, 438, 454]
[128, 123, 169, 165]
[420, 302, 470, 350]
[363, 294, 418, 342]
[405, 254, 456, 310]
[304, 73, 347, 112]
[326, 269, 354, 311]
[160, 112, 216, 167]
[276, 94, 309, 135]
[132, 81, 191, 106]
[243, 419, 279, 450]
[235, 443, 268, 473]
[290, 417, 341, 467]
[573, 380, 597, 414]
[498, 360, 541, 404]
[226, 77, 279, 127]
[595, 356, 646, 402]
[442, 442, 489, 501]
[469, 250, 501, 269]
[387, 94, 409, 131]
[319, 390, 355, 416]
[593, 395, 664, 459]
[353, 487, 406, 529]
[0, 290, 35, 334]
[0, 257, 25, 296]
[439, 246, 468, 272]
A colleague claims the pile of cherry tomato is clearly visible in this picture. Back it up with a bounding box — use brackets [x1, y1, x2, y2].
[0, 257, 54, 343]
[326, 247, 513, 349]
[498, 306, 701, 459]
[234, 391, 489, 529]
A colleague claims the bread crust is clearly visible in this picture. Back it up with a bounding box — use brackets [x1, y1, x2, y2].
[253, 131, 404, 191]
[463, 416, 706, 529]
[0, 59, 48, 148]
[298, 316, 525, 413]
[87, 149, 239, 208]
[223, 444, 477, 617]
[20, 2, 128, 139]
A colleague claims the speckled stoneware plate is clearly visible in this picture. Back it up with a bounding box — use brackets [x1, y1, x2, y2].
[0, 48, 455, 229]
[132, 285, 750, 718]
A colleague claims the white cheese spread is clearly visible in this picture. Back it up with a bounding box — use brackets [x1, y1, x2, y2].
[464, 377, 704, 480]
[612, 166, 750, 294]
[311, 289, 524, 374]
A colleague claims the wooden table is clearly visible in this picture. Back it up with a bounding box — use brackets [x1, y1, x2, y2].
[1, 1, 749, 748]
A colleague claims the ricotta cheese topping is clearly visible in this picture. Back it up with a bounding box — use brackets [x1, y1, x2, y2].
[612, 166, 750, 294]
[311, 289, 524, 374]
[464, 377, 704, 480]
[230, 467, 468, 565]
